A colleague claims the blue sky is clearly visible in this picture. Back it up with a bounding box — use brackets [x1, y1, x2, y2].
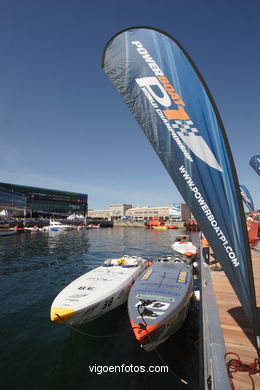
[0, 0, 259, 210]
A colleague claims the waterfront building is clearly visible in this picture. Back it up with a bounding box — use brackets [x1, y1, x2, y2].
[88, 209, 111, 220]
[109, 204, 132, 220]
[88, 204, 132, 220]
[88, 203, 191, 221]
[0, 182, 88, 218]
[0, 189, 26, 217]
[126, 204, 190, 221]
[126, 205, 170, 221]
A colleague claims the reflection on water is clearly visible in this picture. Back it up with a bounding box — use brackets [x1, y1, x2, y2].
[0, 230, 90, 275]
[0, 227, 200, 390]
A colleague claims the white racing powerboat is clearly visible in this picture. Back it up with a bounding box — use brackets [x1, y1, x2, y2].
[171, 235, 197, 262]
[50, 255, 148, 325]
[128, 258, 193, 351]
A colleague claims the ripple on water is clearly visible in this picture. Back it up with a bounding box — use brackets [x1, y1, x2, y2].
[0, 227, 200, 390]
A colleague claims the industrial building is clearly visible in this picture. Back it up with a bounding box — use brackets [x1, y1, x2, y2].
[0, 182, 88, 218]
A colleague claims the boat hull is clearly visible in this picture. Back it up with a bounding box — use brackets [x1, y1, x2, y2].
[128, 261, 193, 351]
[0, 229, 17, 236]
[171, 236, 197, 261]
[138, 297, 191, 352]
[152, 226, 168, 231]
[50, 256, 147, 325]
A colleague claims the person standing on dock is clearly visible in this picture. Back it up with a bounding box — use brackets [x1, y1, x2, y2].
[201, 233, 211, 264]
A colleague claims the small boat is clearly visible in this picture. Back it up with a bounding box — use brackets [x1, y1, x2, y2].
[86, 224, 100, 229]
[147, 217, 165, 230]
[43, 219, 72, 232]
[77, 225, 86, 230]
[184, 220, 200, 231]
[0, 228, 17, 236]
[50, 255, 148, 325]
[152, 225, 168, 231]
[172, 235, 197, 261]
[15, 225, 26, 233]
[128, 259, 193, 351]
[24, 225, 42, 232]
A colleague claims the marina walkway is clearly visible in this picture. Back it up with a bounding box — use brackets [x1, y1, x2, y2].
[210, 249, 260, 390]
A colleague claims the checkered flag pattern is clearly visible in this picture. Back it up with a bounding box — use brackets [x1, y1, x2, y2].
[172, 120, 200, 136]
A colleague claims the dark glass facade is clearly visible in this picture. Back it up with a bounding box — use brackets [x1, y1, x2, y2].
[0, 189, 26, 216]
[0, 182, 88, 217]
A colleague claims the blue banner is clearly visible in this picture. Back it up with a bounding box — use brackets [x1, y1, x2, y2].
[250, 155, 260, 177]
[102, 27, 259, 349]
[240, 185, 255, 212]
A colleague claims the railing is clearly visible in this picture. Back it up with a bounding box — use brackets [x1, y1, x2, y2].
[199, 246, 231, 389]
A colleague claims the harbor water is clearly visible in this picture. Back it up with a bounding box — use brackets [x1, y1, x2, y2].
[0, 227, 200, 390]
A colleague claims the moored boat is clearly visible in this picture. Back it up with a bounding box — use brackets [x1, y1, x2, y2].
[43, 219, 73, 232]
[147, 217, 165, 230]
[24, 225, 43, 232]
[128, 259, 193, 351]
[152, 225, 168, 231]
[171, 235, 197, 261]
[184, 220, 200, 231]
[50, 255, 148, 325]
[86, 224, 100, 229]
[14, 225, 26, 232]
[0, 228, 17, 236]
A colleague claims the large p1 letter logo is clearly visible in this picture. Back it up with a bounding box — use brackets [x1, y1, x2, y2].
[136, 76, 190, 120]
[135, 77, 171, 107]
[135, 74, 222, 172]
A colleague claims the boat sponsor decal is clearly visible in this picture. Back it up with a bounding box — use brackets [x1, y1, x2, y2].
[136, 294, 175, 303]
[82, 304, 100, 319]
[151, 302, 169, 310]
[141, 268, 153, 280]
[140, 281, 181, 289]
[137, 312, 162, 320]
[102, 297, 114, 309]
[61, 303, 73, 308]
[88, 277, 112, 282]
[78, 286, 95, 291]
[68, 293, 88, 298]
[176, 271, 188, 284]
[135, 300, 170, 311]
[82, 276, 107, 280]
[66, 298, 80, 302]
[136, 288, 180, 297]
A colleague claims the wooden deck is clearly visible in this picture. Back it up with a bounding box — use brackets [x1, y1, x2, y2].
[210, 249, 260, 390]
